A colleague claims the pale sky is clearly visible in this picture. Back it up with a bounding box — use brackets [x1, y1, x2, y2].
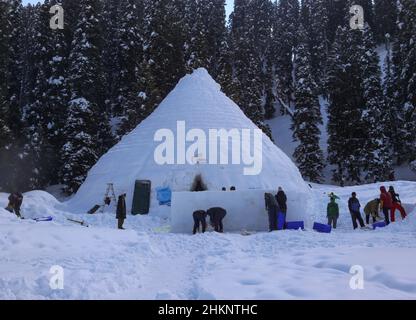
[23, 0, 235, 17]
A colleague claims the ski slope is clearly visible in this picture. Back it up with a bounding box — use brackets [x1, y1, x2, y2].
[1, 181, 415, 300]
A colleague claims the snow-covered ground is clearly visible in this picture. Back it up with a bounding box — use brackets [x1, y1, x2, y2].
[1, 181, 415, 300]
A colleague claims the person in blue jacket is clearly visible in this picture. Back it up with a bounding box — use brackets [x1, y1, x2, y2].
[348, 192, 365, 230]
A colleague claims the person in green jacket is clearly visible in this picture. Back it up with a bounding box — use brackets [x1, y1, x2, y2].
[327, 196, 340, 229]
[364, 199, 380, 225]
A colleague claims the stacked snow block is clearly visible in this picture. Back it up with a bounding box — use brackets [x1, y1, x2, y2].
[285, 221, 305, 230]
[373, 221, 387, 230]
[313, 222, 332, 233]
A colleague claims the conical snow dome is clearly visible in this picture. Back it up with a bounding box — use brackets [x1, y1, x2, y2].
[69, 68, 312, 215]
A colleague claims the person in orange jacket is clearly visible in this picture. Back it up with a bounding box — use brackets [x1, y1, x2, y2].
[379, 186, 392, 225]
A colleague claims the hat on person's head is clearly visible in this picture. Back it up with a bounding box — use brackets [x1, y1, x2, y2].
[278, 187, 283, 192]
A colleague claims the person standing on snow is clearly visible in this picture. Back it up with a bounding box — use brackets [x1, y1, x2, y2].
[364, 199, 380, 225]
[265, 193, 279, 232]
[275, 187, 287, 230]
[275, 187, 287, 214]
[192, 210, 207, 234]
[348, 192, 365, 230]
[207, 207, 227, 233]
[327, 195, 339, 229]
[116, 193, 127, 230]
[379, 186, 392, 225]
[6, 192, 23, 219]
[388, 186, 407, 222]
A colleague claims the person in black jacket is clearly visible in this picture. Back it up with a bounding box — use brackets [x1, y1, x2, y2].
[265, 193, 279, 231]
[207, 207, 227, 233]
[348, 192, 365, 229]
[193, 210, 207, 234]
[275, 187, 287, 214]
[6, 192, 23, 218]
[116, 193, 127, 230]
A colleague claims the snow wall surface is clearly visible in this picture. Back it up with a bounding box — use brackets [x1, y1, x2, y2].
[68, 68, 312, 214]
[171, 190, 310, 233]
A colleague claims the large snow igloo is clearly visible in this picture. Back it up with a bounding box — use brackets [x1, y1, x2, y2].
[68, 68, 313, 231]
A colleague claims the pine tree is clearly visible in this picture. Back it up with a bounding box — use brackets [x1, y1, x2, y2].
[301, 0, 330, 93]
[184, 0, 209, 72]
[325, 0, 348, 43]
[115, 0, 146, 137]
[142, 0, 187, 113]
[0, 0, 13, 191]
[23, 2, 55, 189]
[327, 26, 367, 185]
[0, 0, 26, 191]
[45, 0, 69, 183]
[360, 25, 392, 182]
[292, 24, 324, 183]
[374, 0, 398, 43]
[61, 0, 113, 194]
[391, 0, 416, 164]
[273, 0, 299, 113]
[229, 0, 272, 137]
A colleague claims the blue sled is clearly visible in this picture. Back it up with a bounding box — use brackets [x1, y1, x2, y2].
[33, 216, 53, 222]
[373, 221, 387, 230]
[285, 221, 305, 230]
[313, 222, 332, 233]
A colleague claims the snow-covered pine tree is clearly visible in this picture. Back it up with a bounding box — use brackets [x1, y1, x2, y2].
[61, 0, 113, 194]
[273, 0, 299, 114]
[45, 0, 69, 184]
[0, 0, 26, 191]
[374, 0, 398, 44]
[251, 0, 274, 121]
[229, 0, 272, 137]
[0, 0, 13, 191]
[292, 23, 324, 183]
[141, 0, 187, 113]
[184, 0, 227, 78]
[325, 0, 348, 43]
[301, 0, 330, 94]
[184, 0, 209, 72]
[23, 1, 56, 189]
[359, 24, 393, 182]
[327, 26, 367, 185]
[205, 0, 228, 78]
[114, 0, 146, 138]
[101, 0, 123, 117]
[391, 0, 416, 165]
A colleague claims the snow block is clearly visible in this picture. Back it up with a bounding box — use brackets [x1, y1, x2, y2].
[373, 221, 387, 230]
[285, 221, 305, 230]
[171, 190, 309, 233]
[313, 222, 332, 234]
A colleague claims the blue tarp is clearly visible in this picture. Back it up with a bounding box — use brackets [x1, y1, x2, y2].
[313, 222, 332, 233]
[156, 187, 172, 206]
[285, 221, 305, 230]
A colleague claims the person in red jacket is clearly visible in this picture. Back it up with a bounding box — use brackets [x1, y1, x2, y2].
[388, 186, 407, 222]
[379, 186, 392, 225]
